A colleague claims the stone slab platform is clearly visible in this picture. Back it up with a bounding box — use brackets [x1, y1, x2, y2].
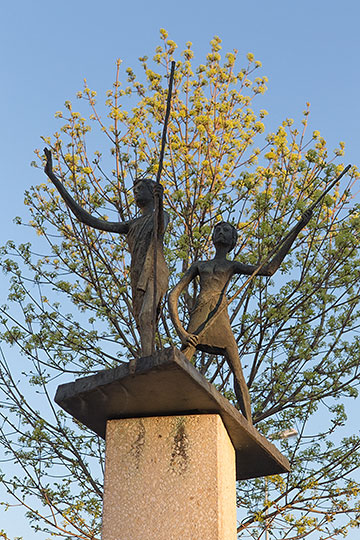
[54, 347, 289, 480]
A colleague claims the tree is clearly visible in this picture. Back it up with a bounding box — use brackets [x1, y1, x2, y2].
[1, 29, 360, 539]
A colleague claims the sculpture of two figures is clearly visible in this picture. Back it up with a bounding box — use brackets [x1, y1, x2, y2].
[44, 148, 312, 423]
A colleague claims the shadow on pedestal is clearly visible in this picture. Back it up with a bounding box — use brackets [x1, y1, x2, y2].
[55, 347, 289, 481]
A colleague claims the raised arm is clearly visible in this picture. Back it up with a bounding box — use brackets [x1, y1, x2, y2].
[44, 148, 129, 234]
[168, 263, 199, 345]
[234, 209, 312, 277]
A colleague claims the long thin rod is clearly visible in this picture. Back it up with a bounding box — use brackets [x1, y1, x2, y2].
[156, 61, 176, 185]
[152, 61, 175, 354]
[308, 164, 351, 212]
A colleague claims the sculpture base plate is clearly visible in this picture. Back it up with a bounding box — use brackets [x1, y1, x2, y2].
[55, 347, 289, 480]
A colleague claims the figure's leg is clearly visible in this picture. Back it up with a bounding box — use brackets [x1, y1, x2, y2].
[138, 288, 155, 357]
[138, 285, 169, 357]
[181, 343, 196, 361]
[224, 343, 252, 424]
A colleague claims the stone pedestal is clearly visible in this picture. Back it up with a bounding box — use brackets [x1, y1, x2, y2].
[102, 415, 236, 540]
[55, 347, 291, 540]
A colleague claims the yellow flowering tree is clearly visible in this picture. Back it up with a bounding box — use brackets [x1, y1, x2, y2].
[1, 30, 360, 539]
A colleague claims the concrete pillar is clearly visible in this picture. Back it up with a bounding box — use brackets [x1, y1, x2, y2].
[102, 414, 237, 540]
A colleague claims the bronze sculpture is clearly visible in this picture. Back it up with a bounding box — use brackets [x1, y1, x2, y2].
[44, 148, 169, 357]
[168, 211, 312, 422]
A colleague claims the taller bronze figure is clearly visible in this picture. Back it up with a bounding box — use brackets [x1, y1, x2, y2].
[169, 211, 312, 423]
[44, 148, 169, 357]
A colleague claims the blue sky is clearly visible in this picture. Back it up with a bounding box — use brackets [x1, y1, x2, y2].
[1, 0, 359, 242]
[1, 0, 360, 538]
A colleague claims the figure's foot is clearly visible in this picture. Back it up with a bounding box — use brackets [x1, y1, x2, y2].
[128, 358, 137, 375]
[234, 383, 253, 424]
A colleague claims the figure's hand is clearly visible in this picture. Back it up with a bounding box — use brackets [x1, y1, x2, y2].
[181, 332, 199, 348]
[153, 183, 164, 199]
[301, 208, 313, 226]
[44, 147, 53, 177]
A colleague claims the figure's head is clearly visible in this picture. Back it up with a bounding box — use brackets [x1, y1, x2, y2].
[212, 221, 238, 252]
[133, 178, 156, 208]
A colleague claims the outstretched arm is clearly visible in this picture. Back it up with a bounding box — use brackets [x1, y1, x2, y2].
[168, 263, 199, 347]
[44, 148, 129, 234]
[234, 209, 313, 277]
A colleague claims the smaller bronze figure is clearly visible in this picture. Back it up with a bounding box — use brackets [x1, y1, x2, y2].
[168, 211, 312, 422]
[44, 148, 169, 357]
